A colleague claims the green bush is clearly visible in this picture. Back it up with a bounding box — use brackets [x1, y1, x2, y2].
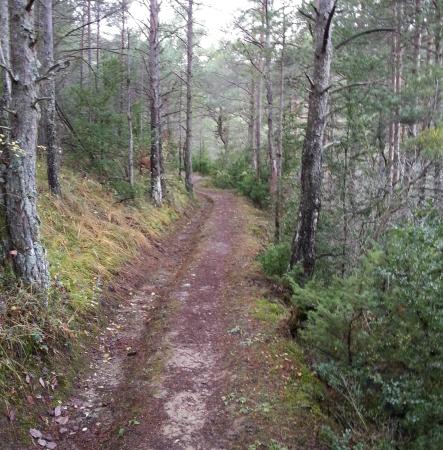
[259, 243, 291, 277]
[212, 153, 269, 208]
[213, 169, 233, 188]
[193, 151, 214, 175]
[291, 210, 443, 449]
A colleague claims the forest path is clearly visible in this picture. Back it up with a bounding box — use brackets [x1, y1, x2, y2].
[29, 181, 323, 450]
[47, 181, 256, 450]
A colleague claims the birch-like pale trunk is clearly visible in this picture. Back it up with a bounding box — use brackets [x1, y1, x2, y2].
[184, 0, 194, 194]
[290, 0, 337, 278]
[149, 0, 163, 205]
[7, 0, 50, 292]
[41, 0, 61, 196]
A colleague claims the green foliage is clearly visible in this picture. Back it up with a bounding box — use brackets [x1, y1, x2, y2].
[406, 126, 443, 159]
[192, 148, 214, 175]
[212, 154, 269, 208]
[291, 211, 443, 449]
[63, 58, 141, 197]
[259, 243, 291, 277]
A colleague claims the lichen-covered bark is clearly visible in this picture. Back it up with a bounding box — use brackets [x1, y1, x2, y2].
[6, 0, 50, 291]
[290, 0, 336, 278]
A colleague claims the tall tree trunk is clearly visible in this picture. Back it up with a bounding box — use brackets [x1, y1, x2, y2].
[275, 9, 286, 243]
[96, 0, 101, 69]
[0, 0, 12, 261]
[388, 0, 402, 192]
[249, 76, 257, 171]
[264, 0, 277, 198]
[392, 0, 402, 188]
[405, 0, 422, 190]
[149, 0, 163, 205]
[290, 0, 337, 278]
[184, 0, 194, 194]
[255, 30, 264, 180]
[433, 0, 442, 210]
[80, 4, 85, 88]
[41, 0, 61, 196]
[178, 81, 183, 178]
[126, 31, 134, 187]
[7, 0, 50, 292]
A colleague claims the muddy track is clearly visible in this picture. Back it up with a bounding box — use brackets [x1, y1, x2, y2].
[37, 183, 253, 450]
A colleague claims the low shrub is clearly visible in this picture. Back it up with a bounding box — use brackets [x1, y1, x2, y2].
[259, 243, 291, 277]
[289, 210, 443, 449]
[212, 153, 269, 208]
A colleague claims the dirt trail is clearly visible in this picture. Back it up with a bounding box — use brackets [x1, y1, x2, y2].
[47, 183, 253, 450]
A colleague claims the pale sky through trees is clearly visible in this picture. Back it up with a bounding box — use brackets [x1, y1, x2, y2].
[129, 0, 254, 47]
[129, 1, 298, 48]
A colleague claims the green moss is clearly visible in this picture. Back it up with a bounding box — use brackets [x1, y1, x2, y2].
[253, 299, 287, 324]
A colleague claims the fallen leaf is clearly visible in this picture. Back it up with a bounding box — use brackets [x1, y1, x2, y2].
[39, 378, 45, 388]
[30, 428, 43, 439]
[26, 395, 35, 405]
[25, 374, 31, 384]
[37, 438, 47, 447]
[46, 442, 57, 449]
[54, 406, 61, 417]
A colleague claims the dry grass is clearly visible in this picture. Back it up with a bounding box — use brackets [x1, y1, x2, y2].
[38, 168, 188, 310]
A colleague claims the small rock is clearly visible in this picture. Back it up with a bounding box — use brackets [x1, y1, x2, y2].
[37, 438, 47, 447]
[30, 428, 43, 439]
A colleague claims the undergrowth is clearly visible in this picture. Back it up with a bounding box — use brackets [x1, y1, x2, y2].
[259, 209, 443, 449]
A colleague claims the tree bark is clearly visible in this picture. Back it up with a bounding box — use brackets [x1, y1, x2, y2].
[149, 0, 163, 205]
[0, 0, 12, 262]
[126, 31, 134, 187]
[249, 76, 257, 171]
[7, 0, 50, 292]
[255, 28, 264, 180]
[96, 0, 101, 69]
[41, 0, 61, 196]
[433, 0, 442, 210]
[275, 9, 286, 243]
[264, 0, 277, 198]
[290, 0, 337, 278]
[184, 0, 194, 194]
[178, 81, 183, 178]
